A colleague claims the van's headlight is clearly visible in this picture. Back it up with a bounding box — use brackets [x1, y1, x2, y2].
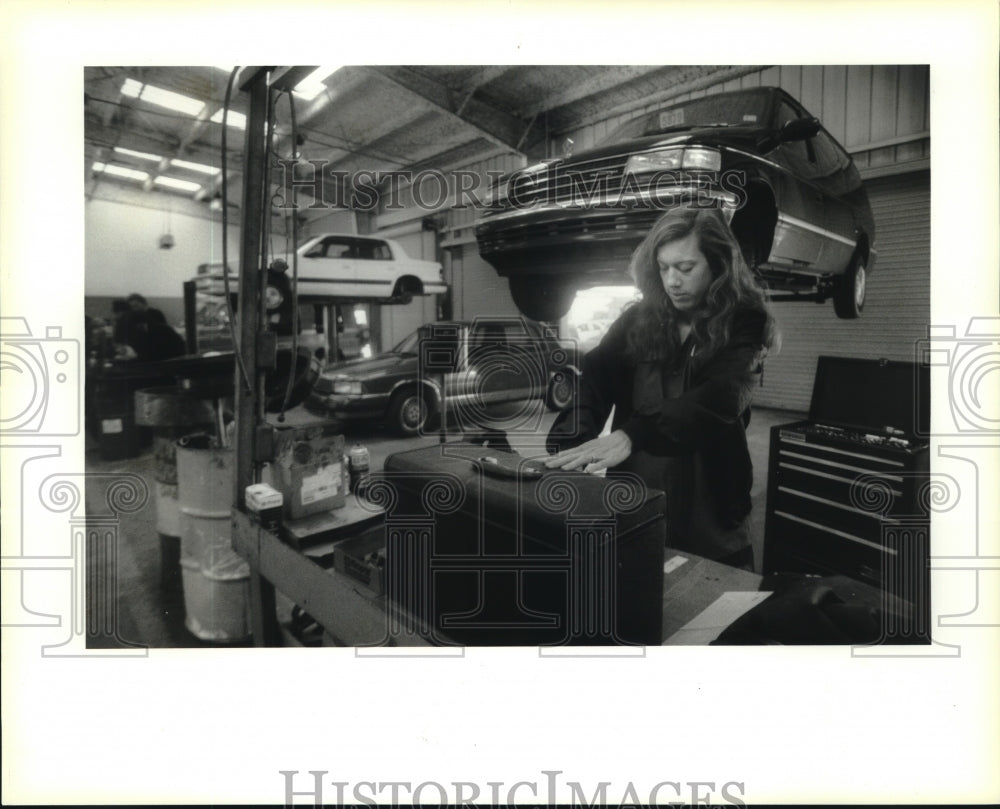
[332, 379, 363, 395]
[625, 147, 721, 176]
[625, 148, 683, 175]
[681, 147, 722, 171]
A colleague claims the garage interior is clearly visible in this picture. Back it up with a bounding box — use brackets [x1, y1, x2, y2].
[82, 64, 930, 648]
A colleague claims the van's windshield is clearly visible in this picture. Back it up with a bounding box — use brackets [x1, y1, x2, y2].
[599, 89, 771, 145]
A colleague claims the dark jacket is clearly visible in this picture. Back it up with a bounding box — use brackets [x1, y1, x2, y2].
[548, 304, 767, 528]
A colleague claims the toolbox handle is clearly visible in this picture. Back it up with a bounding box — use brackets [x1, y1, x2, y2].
[473, 454, 544, 481]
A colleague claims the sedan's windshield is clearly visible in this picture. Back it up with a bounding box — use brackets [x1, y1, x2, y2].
[390, 331, 420, 355]
[600, 89, 772, 145]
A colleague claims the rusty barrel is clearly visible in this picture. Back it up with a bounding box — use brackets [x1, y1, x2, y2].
[135, 387, 215, 591]
[175, 433, 250, 642]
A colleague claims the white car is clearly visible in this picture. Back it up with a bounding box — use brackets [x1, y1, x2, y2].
[196, 234, 447, 303]
[295, 234, 446, 301]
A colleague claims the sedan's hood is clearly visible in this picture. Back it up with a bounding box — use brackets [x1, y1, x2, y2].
[315, 353, 415, 387]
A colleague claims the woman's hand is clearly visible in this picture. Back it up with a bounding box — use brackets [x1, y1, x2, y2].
[544, 429, 633, 474]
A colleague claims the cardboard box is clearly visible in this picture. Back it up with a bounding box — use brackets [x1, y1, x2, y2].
[269, 425, 346, 520]
[245, 483, 284, 530]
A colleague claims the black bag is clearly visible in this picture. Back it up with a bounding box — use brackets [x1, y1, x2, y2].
[379, 443, 666, 646]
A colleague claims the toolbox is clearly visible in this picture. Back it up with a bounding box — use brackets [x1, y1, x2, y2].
[382, 443, 666, 645]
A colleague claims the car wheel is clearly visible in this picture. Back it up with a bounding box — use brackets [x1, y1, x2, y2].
[508, 275, 576, 322]
[391, 277, 419, 305]
[832, 252, 867, 319]
[387, 389, 429, 436]
[545, 370, 575, 411]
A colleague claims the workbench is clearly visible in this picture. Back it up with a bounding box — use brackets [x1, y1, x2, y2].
[232, 506, 437, 647]
[232, 503, 774, 647]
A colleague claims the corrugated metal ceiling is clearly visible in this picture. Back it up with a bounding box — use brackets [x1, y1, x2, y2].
[83, 64, 764, 210]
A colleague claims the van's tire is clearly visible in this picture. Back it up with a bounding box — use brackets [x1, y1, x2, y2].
[833, 252, 867, 319]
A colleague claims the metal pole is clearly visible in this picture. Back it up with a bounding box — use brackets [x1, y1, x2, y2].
[234, 72, 269, 508]
[233, 69, 281, 646]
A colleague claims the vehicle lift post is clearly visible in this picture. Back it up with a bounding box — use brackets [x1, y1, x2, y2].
[232, 66, 316, 646]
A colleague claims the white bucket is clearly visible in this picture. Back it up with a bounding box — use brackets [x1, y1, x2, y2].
[176, 434, 250, 642]
[180, 557, 251, 642]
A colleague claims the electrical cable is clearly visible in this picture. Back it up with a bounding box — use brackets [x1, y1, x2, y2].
[220, 66, 252, 395]
[259, 80, 278, 424]
[278, 88, 301, 420]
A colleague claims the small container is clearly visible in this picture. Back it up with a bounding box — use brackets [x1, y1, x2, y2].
[348, 442, 371, 495]
[341, 453, 352, 498]
[245, 483, 284, 531]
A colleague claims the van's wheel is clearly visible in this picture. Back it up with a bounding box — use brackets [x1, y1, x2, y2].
[387, 389, 429, 436]
[833, 252, 867, 319]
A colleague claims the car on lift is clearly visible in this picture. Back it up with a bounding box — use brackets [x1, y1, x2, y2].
[304, 317, 579, 436]
[196, 234, 447, 304]
[475, 86, 876, 321]
[295, 233, 447, 301]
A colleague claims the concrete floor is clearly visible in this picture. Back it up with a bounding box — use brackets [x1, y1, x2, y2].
[84, 401, 804, 648]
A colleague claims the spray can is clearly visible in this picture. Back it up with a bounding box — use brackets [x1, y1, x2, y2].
[348, 442, 370, 495]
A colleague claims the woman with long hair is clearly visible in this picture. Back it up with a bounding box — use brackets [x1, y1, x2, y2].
[546, 205, 778, 568]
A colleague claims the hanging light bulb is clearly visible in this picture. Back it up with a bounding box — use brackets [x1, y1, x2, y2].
[159, 202, 175, 248]
[292, 134, 314, 179]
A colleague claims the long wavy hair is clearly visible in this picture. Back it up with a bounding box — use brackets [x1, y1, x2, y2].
[624, 206, 778, 364]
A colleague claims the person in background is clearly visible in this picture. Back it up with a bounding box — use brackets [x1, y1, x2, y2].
[545, 206, 778, 569]
[126, 293, 167, 326]
[111, 298, 134, 346]
[114, 293, 185, 362]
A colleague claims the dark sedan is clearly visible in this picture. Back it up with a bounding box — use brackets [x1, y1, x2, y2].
[476, 86, 876, 321]
[305, 318, 579, 436]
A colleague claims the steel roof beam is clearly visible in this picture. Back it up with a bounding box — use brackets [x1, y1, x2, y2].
[362, 66, 529, 154]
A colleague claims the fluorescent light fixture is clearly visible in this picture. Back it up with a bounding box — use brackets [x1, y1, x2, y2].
[92, 161, 106, 172]
[121, 78, 143, 98]
[170, 158, 220, 175]
[119, 78, 205, 116]
[211, 108, 246, 129]
[154, 175, 202, 192]
[114, 146, 163, 162]
[100, 163, 150, 182]
[141, 84, 205, 116]
[293, 66, 342, 100]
